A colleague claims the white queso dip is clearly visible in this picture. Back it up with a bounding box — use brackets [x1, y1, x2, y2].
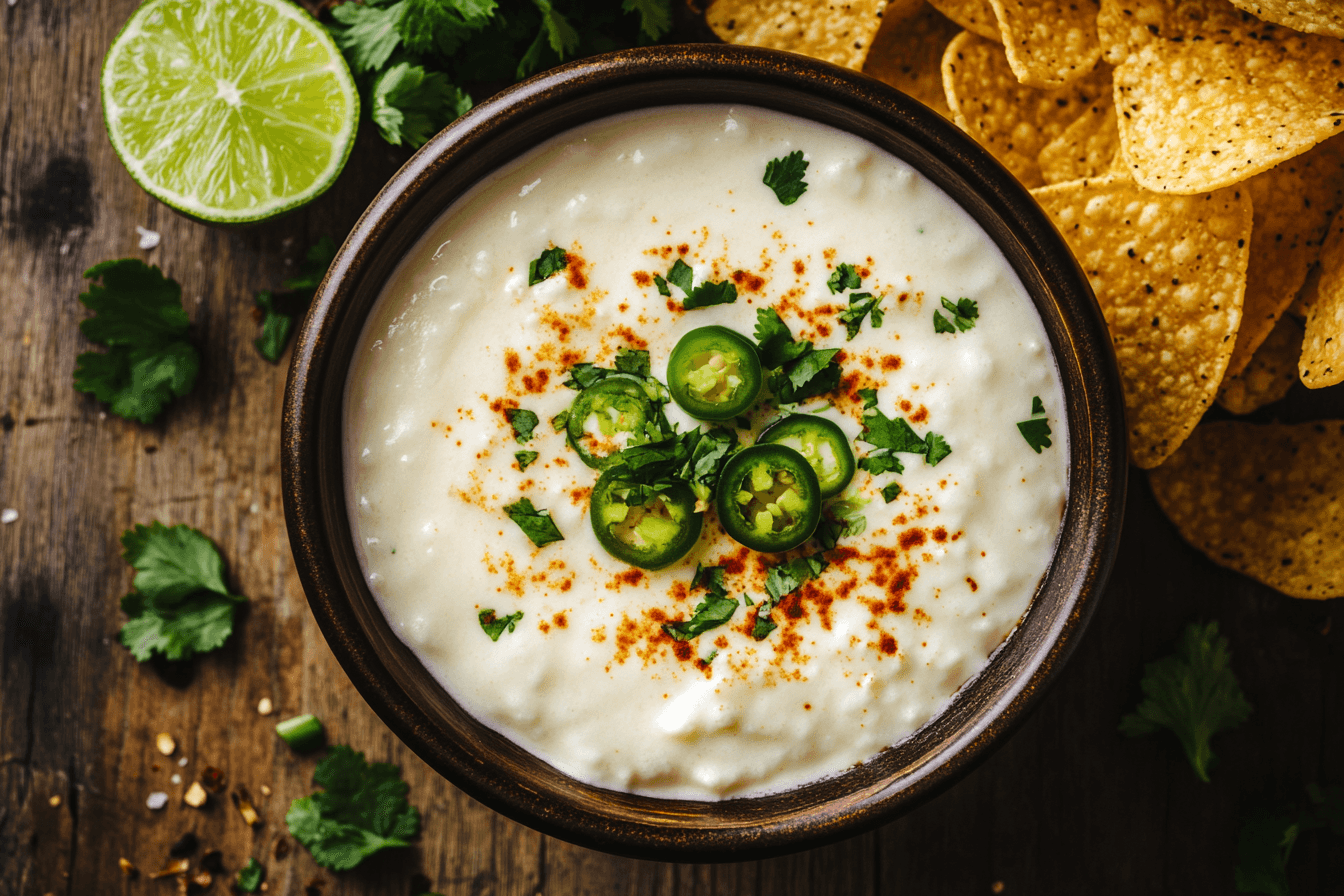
[344, 106, 1068, 799]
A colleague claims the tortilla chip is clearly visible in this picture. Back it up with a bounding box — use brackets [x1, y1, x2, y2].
[989, 0, 1102, 88]
[943, 32, 1113, 188]
[1223, 137, 1344, 377]
[1216, 311, 1304, 413]
[1149, 420, 1344, 600]
[1097, 0, 1344, 194]
[865, 3, 963, 118]
[927, 0, 1000, 40]
[1031, 172, 1252, 467]
[1227, 0, 1344, 39]
[706, 0, 889, 70]
[1038, 99, 1120, 185]
[1301, 205, 1344, 387]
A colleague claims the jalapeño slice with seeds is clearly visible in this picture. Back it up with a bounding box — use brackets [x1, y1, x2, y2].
[566, 375, 660, 469]
[666, 326, 764, 421]
[590, 470, 703, 569]
[756, 414, 856, 499]
[715, 444, 821, 553]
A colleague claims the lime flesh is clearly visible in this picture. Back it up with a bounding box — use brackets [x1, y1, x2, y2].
[102, 0, 359, 223]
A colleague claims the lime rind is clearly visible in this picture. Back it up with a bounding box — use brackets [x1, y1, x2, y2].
[102, 0, 359, 224]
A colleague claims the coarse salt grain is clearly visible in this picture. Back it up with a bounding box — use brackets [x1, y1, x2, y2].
[146, 791, 169, 810]
[136, 226, 161, 250]
[1, 509, 17, 524]
[257, 697, 273, 715]
[171, 774, 181, 784]
[178, 757, 188, 767]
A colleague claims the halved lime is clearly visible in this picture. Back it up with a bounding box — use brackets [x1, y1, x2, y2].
[102, 0, 359, 224]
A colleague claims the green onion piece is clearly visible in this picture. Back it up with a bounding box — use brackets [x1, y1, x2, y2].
[275, 714, 325, 752]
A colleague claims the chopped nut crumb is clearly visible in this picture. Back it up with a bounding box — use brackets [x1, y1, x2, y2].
[156, 733, 176, 756]
[191, 870, 212, 889]
[149, 858, 190, 879]
[232, 787, 260, 826]
[991, 883, 1006, 894]
[201, 766, 225, 794]
[259, 784, 271, 797]
[48, 795, 61, 807]
[118, 858, 138, 879]
[257, 697, 274, 716]
[183, 782, 208, 808]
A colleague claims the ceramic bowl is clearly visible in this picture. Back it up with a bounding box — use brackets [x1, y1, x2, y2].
[282, 43, 1127, 862]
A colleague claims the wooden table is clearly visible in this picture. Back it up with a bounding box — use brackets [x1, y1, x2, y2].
[3, 3, 1341, 894]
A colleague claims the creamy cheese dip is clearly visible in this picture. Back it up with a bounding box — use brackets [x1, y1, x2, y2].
[344, 105, 1068, 800]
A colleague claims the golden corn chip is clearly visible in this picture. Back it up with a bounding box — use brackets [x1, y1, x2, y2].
[1224, 137, 1344, 377]
[1227, 0, 1344, 39]
[1216, 311, 1304, 414]
[864, 2, 963, 118]
[1097, 0, 1344, 194]
[927, 0, 1000, 40]
[1030, 173, 1251, 467]
[1301, 205, 1344, 388]
[989, 0, 1102, 88]
[1038, 99, 1121, 185]
[706, 0, 889, 70]
[1149, 420, 1344, 600]
[943, 32, 1112, 188]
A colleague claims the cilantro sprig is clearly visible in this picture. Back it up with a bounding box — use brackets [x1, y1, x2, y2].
[117, 522, 247, 662]
[933, 296, 979, 333]
[1017, 396, 1053, 453]
[763, 150, 808, 205]
[1119, 621, 1252, 782]
[285, 745, 420, 871]
[752, 308, 843, 404]
[73, 260, 201, 424]
[503, 497, 564, 547]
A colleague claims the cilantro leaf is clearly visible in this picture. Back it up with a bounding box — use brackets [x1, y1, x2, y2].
[285, 745, 420, 872]
[932, 296, 979, 333]
[518, 0, 580, 76]
[515, 450, 538, 471]
[764, 150, 808, 205]
[662, 593, 738, 641]
[827, 263, 862, 294]
[859, 404, 927, 455]
[328, 0, 407, 75]
[503, 498, 564, 547]
[751, 611, 777, 640]
[399, 0, 496, 56]
[682, 279, 737, 310]
[254, 292, 295, 364]
[1119, 621, 1252, 782]
[837, 292, 884, 341]
[282, 236, 339, 292]
[881, 482, 902, 503]
[653, 274, 670, 296]
[754, 553, 827, 639]
[371, 62, 472, 148]
[117, 522, 245, 662]
[858, 453, 904, 476]
[236, 858, 265, 893]
[677, 427, 738, 505]
[1017, 396, 1052, 453]
[691, 564, 728, 597]
[614, 347, 651, 377]
[753, 308, 810, 369]
[771, 347, 841, 404]
[74, 260, 200, 424]
[256, 237, 337, 362]
[478, 608, 524, 640]
[667, 258, 694, 294]
[814, 496, 868, 549]
[550, 410, 569, 431]
[622, 0, 673, 41]
[528, 247, 567, 285]
[505, 407, 539, 443]
[924, 432, 951, 466]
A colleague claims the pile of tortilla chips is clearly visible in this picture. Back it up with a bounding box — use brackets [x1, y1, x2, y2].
[706, 0, 1344, 599]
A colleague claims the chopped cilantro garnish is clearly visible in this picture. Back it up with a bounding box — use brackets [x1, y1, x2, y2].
[881, 482, 902, 503]
[528, 247, 567, 285]
[858, 400, 949, 469]
[603, 427, 736, 507]
[682, 279, 738, 310]
[932, 296, 979, 333]
[254, 236, 337, 363]
[478, 608, 524, 640]
[1235, 786, 1344, 896]
[827, 263, 862, 294]
[752, 308, 843, 402]
[1119, 621, 1252, 782]
[615, 347, 651, 377]
[837, 292, 884, 341]
[371, 61, 472, 148]
[691, 564, 728, 596]
[73, 260, 201, 424]
[667, 258, 694, 294]
[1017, 396, 1053, 453]
[550, 409, 569, 431]
[515, 450, 539, 471]
[763, 150, 808, 205]
[663, 593, 738, 641]
[701, 649, 718, 665]
[505, 407, 539, 443]
[753, 553, 827, 640]
[117, 522, 246, 662]
[924, 433, 952, 466]
[285, 745, 420, 871]
[815, 496, 869, 549]
[236, 858, 265, 893]
[753, 308, 810, 369]
[502, 498, 564, 547]
[858, 453, 904, 476]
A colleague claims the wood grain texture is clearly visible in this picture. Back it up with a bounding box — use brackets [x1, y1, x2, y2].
[1, 3, 1342, 894]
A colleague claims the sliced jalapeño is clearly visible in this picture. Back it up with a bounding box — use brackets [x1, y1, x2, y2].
[666, 326, 764, 421]
[715, 444, 821, 553]
[566, 374, 661, 469]
[590, 469, 703, 569]
[756, 414, 856, 499]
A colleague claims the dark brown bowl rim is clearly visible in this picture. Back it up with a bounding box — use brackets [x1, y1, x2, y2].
[282, 44, 1127, 862]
